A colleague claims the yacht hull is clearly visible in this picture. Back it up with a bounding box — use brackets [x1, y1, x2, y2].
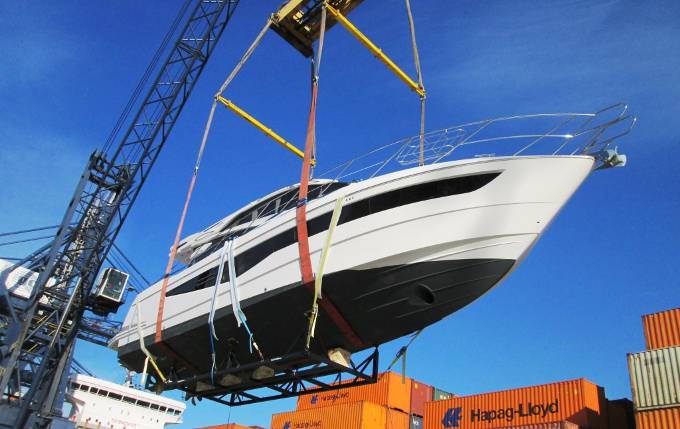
[114, 155, 595, 378]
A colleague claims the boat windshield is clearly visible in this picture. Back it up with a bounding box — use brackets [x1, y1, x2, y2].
[226, 181, 348, 230]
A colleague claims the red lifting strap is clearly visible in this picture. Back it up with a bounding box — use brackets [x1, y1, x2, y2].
[296, 82, 364, 349]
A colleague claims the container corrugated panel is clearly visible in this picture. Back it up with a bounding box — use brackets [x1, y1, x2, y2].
[424, 378, 606, 429]
[386, 408, 410, 429]
[502, 422, 578, 429]
[635, 406, 680, 429]
[296, 372, 412, 413]
[643, 308, 680, 350]
[627, 346, 680, 410]
[272, 401, 385, 429]
[411, 381, 433, 416]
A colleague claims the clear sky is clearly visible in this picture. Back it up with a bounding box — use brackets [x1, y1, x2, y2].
[1, 1, 679, 427]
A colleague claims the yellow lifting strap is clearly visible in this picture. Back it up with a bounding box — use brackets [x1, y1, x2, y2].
[306, 191, 346, 348]
[216, 95, 314, 165]
[137, 302, 167, 384]
[325, 4, 425, 98]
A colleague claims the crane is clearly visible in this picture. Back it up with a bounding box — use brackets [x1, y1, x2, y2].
[0, 0, 411, 423]
[0, 1, 240, 426]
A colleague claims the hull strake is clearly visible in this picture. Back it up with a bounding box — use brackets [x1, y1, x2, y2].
[118, 258, 514, 375]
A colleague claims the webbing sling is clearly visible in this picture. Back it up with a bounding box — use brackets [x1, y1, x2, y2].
[296, 8, 364, 348]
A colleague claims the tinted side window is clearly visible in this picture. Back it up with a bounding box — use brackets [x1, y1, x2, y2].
[168, 173, 499, 296]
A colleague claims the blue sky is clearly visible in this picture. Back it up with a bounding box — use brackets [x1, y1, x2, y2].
[1, 1, 679, 427]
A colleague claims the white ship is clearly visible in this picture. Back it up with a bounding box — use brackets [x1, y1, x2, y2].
[110, 106, 634, 389]
[65, 373, 185, 429]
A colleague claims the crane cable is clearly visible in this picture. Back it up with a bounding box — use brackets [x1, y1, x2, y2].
[404, 0, 427, 166]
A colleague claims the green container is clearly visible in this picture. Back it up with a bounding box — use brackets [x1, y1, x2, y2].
[432, 387, 453, 401]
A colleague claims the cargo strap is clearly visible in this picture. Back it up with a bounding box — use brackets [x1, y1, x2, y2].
[137, 302, 166, 383]
[227, 239, 263, 358]
[296, 5, 364, 350]
[305, 191, 346, 348]
[387, 328, 423, 384]
[155, 100, 215, 345]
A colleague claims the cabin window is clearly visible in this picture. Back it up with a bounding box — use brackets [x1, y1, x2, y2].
[160, 406, 167, 412]
[167, 174, 497, 296]
[137, 400, 150, 408]
[109, 392, 122, 400]
[123, 396, 136, 404]
[150, 403, 159, 410]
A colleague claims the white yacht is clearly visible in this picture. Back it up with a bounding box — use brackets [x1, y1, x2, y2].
[65, 373, 185, 428]
[110, 105, 634, 388]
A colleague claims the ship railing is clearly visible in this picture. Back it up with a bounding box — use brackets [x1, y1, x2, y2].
[180, 104, 634, 264]
[318, 103, 636, 184]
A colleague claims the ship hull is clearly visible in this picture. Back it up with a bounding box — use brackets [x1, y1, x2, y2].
[114, 155, 595, 378]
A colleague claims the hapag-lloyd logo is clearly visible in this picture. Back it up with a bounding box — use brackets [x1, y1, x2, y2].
[442, 399, 559, 427]
[282, 420, 321, 429]
[308, 391, 350, 406]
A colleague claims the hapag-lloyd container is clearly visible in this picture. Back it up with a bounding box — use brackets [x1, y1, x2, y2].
[411, 381, 434, 416]
[634, 406, 680, 429]
[423, 378, 607, 429]
[272, 401, 386, 429]
[296, 372, 412, 413]
[643, 308, 680, 350]
[627, 346, 680, 410]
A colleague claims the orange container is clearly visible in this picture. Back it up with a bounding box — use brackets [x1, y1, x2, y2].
[635, 406, 680, 429]
[272, 401, 386, 429]
[424, 378, 607, 429]
[386, 408, 411, 429]
[296, 372, 412, 413]
[195, 425, 251, 429]
[643, 307, 680, 349]
[411, 380, 434, 416]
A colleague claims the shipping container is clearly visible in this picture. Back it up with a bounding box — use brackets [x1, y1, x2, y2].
[643, 307, 680, 350]
[272, 401, 386, 429]
[410, 414, 423, 429]
[607, 398, 635, 429]
[433, 388, 454, 402]
[411, 381, 434, 416]
[387, 408, 410, 429]
[635, 406, 680, 429]
[296, 372, 412, 413]
[194, 424, 252, 429]
[424, 378, 607, 429]
[627, 346, 680, 410]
